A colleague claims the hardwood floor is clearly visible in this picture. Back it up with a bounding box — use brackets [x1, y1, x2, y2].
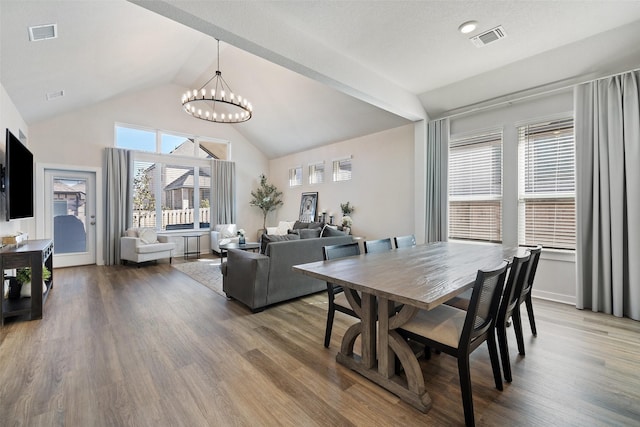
[1, 262, 639, 426]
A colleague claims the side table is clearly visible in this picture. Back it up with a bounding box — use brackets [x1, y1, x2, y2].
[182, 234, 202, 259]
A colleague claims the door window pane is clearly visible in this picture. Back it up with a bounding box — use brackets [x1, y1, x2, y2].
[53, 178, 87, 253]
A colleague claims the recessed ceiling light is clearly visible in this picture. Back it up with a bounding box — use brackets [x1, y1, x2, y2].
[458, 21, 478, 34]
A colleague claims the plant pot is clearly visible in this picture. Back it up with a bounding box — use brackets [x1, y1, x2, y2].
[7, 278, 21, 300]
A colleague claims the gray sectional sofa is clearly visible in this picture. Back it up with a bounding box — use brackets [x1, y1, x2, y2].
[221, 234, 353, 312]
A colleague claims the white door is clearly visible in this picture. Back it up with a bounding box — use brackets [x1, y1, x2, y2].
[44, 169, 97, 267]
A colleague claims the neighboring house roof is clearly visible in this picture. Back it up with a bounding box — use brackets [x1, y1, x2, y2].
[164, 169, 211, 192]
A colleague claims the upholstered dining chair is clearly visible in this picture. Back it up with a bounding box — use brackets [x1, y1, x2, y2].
[393, 234, 416, 248]
[397, 261, 508, 427]
[513, 245, 542, 355]
[364, 238, 393, 254]
[322, 242, 361, 348]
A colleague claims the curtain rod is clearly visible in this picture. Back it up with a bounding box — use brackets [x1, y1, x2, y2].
[433, 67, 640, 122]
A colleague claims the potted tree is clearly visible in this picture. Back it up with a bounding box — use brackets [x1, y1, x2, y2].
[17, 265, 52, 298]
[250, 174, 283, 232]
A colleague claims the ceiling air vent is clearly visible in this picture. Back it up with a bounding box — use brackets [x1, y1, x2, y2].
[470, 25, 506, 47]
[29, 23, 57, 41]
[46, 90, 65, 101]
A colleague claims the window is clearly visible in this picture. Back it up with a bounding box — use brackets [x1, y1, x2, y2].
[309, 162, 324, 184]
[449, 132, 502, 242]
[118, 125, 214, 231]
[333, 158, 352, 182]
[116, 125, 228, 159]
[289, 166, 302, 187]
[518, 118, 575, 250]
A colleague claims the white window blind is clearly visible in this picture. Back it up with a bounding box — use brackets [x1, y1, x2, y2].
[289, 166, 302, 187]
[309, 162, 324, 184]
[449, 132, 502, 242]
[333, 158, 352, 181]
[518, 118, 575, 250]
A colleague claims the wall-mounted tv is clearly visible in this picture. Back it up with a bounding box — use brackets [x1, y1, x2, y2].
[2, 128, 34, 221]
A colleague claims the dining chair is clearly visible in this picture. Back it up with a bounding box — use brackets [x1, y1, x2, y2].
[393, 234, 416, 248]
[364, 238, 393, 254]
[495, 252, 531, 383]
[513, 245, 542, 355]
[322, 242, 361, 348]
[397, 261, 508, 427]
[442, 253, 532, 382]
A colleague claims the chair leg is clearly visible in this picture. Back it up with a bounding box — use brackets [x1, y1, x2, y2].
[324, 307, 335, 348]
[525, 295, 537, 336]
[487, 333, 503, 390]
[512, 308, 526, 356]
[496, 324, 512, 383]
[457, 355, 475, 427]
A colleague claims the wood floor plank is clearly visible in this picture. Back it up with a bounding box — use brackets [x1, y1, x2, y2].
[1, 262, 639, 426]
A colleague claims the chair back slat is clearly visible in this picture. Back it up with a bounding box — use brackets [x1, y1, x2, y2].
[394, 235, 416, 249]
[463, 262, 508, 346]
[323, 242, 361, 261]
[364, 238, 393, 254]
[520, 245, 542, 299]
[498, 253, 532, 323]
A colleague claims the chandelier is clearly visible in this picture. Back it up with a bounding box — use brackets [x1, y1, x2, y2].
[181, 39, 253, 123]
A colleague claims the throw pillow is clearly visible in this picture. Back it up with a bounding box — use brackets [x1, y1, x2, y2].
[292, 221, 309, 230]
[138, 228, 158, 244]
[275, 221, 296, 236]
[260, 233, 300, 254]
[219, 224, 237, 238]
[321, 224, 346, 237]
[299, 228, 321, 239]
[308, 221, 325, 230]
[126, 228, 138, 237]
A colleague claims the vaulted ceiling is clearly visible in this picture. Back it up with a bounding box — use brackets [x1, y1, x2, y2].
[2, 1, 640, 158]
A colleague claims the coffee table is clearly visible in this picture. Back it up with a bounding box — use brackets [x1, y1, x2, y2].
[218, 242, 260, 261]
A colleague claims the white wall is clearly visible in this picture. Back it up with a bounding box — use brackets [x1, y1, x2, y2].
[0, 83, 33, 237]
[27, 83, 269, 261]
[268, 124, 415, 241]
[450, 89, 576, 304]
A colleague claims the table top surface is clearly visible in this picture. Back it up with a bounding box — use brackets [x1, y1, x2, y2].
[293, 241, 524, 311]
[219, 242, 260, 250]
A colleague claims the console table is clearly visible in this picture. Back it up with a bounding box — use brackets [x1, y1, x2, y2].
[1, 239, 53, 326]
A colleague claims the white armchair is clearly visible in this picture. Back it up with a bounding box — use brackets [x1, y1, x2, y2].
[120, 228, 176, 265]
[210, 224, 239, 254]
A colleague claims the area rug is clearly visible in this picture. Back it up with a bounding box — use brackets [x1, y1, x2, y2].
[172, 258, 226, 297]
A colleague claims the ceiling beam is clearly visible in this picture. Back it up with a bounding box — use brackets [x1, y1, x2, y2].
[128, 0, 428, 122]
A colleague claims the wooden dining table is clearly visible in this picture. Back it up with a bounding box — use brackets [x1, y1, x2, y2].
[293, 241, 523, 413]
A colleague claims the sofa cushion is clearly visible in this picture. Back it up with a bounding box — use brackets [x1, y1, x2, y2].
[138, 228, 158, 244]
[136, 241, 175, 254]
[300, 228, 322, 239]
[292, 221, 309, 230]
[261, 233, 300, 254]
[125, 228, 139, 237]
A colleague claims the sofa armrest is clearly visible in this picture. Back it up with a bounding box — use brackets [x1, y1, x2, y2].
[120, 236, 140, 261]
[223, 249, 270, 311]
[211, 230, 222, 252]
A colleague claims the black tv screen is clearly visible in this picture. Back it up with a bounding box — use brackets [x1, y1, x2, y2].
[5, 128, 34, 220]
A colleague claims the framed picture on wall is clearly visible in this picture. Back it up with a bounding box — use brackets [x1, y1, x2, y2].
[299, 192, 318, 222]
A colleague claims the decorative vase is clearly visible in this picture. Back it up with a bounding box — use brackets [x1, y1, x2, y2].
[239, 236, 246, 245]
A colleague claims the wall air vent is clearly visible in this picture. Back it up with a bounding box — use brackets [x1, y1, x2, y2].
[29, 23, 57, 41]
[46, 90, 65, 101]
[470, 25, 506, 47]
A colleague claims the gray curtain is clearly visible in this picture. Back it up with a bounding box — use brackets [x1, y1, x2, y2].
[425, 118, 449, 242]
[104, 147, 132, 265]
[211, 159, 237, 225]
[575, 70, 640, 320]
